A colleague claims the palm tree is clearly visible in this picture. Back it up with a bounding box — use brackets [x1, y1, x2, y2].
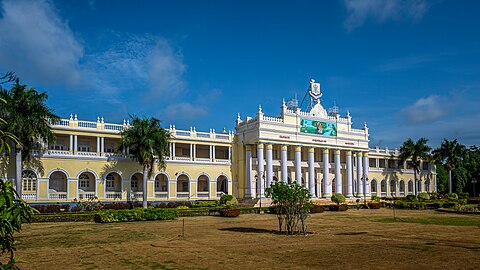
[119, 116, 171, 208]
[398, 138, 431, 196]
[0, 81, 59, 197]
[0, 98, 19, 154]
[432, 139, 466, 193]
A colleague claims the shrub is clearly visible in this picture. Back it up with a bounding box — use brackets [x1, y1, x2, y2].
[32, 204, 70, 213]
[331, 193, 346, 205]
[177, 205, 189, 210]
[458, 199, 468, 206]
[371, 195, 381, 202]
[328, 204, 349, 211]
[103, 202, 131, 210]
[219, 194, 234, 205]
[309, 205, 325, 213]
[191, 201, 218, 208]
[166, 201, 176, 208]
[429, 192, 442, 200]
[453, 205, 480, 213]
[425, 201, 443, 209]
[219, 208, 240, 217]
[458, 192, 469, 199]
[406, 195, 417, 202]
[367, 202, 381, 209]
[442, 202, 457, 208]
[446, 193, 458, 201]
[394, 200, 405, 209]
[33, 213, 95, 223]
[94, 208, 179, 223]
[417, 192, 430, 202]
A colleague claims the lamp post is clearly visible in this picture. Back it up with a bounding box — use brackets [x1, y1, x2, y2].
[472, 178, 478, 198]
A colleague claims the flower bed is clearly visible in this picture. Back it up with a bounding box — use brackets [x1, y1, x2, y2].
[94, 208, 178, 223]
[219, 208, 240, 217]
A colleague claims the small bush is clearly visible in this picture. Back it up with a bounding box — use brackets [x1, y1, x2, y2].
[371, 195, 381, 202]
[425, 201, 443, 209]
[33, 213, 95, 223]
[429, 192, 442, 200]
[446, 193, 458, 201]
[219, 194, 238, 208]
[219, 194, 234, 205]
[166, 201, 176, 208]
[458, 192, 469, 199]
[406, 195, 417, 202]
[442, 202, 457, 208]
[191, 201, 218, 208]
[395, 200, 405, 209]
[331, 193, 346, 205]
[94, 208, 178, 223]
[32, 204, 70, 213]
[103, 202, 132, 210]
[417, 192, 430, 202]
[328, 204, 348, 211]
[309, 205, 325, 213]
[177, 205, 189, 210]
[367, 202, 381, 209]
[219, 208, 240, 217]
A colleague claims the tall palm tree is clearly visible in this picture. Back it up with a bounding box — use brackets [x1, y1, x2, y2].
[0, 98, 19, 155]
[119, 116, 171, 208]
[0, 81, 59, 197]
[398, 137, 431, 196]
[432, 139, 466, 193]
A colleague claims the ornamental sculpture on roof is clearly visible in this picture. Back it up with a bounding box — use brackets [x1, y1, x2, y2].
[308, 79, 327, 118]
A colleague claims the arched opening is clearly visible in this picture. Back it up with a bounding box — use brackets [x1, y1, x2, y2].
[155, 173, 168, 198]
[217, 175, 228, 195]
[197, 175, 209, 198]
[370, 179, 377, 194]
[332, 178, 336, 194]
[399, 180, 406, 196]
[105, 172, 122, 199]
[78, 172, 96, 199]
[177, 174, 189, 198]
[407, 180, 413, 194]
[130, 173, 143, 199]
[22, 170, 37, 199]
[390, 180, 397, 196]
[380, 180, 386, 195]
[49, 171, 67, 200]
[425, 179, 430, 192]
[417, 180, 422, 193]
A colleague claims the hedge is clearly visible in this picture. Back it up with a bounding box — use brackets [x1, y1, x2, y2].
[32, 212, 96, 223]
[94, 208, 179, 223]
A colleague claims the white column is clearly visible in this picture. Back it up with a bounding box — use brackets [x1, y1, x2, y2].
[69, 135, 73, 152]
[334, 149, 342, 195]
[172, 142, 175, 158]
[346, 151, 353, 197]
[245, 145, 253, 198]
[280, 145, 288, 182]
[192, 144, 196, 161]
[257, 143, 265, 197]
[228, 146, 231, 161]
[308, 147, 315, 196]
[73, 135, 78, 154]
[295, 146, 302, 184]
[363, 152, 369, 197]
[96, 137, 100, 153]
[323, 149, 331, 197]
[190, 144, 193, 160]
[100, 137, 104, 153]
[356, 152, 363, 197]
[212, 145, 216, 161]
[168, 143, 172, 159]
[266, 144, 273, 188]
[209, 145, 212, 161]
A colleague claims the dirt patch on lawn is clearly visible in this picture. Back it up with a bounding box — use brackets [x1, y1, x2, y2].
[15, 209, 480, 269]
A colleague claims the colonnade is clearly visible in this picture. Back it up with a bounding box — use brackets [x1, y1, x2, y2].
[245, 143, 370, 199]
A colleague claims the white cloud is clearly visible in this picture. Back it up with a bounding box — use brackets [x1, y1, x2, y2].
[343, 0, 430, 31]
[400, 95, 448, 124]
[0, 0, 83, 86]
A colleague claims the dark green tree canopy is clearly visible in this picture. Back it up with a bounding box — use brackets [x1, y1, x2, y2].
[0, 81, 59, 161]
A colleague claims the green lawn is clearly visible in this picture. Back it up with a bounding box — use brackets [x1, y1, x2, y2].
[375, 216, 480, 227]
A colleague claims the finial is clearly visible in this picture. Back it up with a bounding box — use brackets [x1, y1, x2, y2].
[364, 121, 368, 129]
[223, 127, 227, 133]
[70, 114, 73, 121]
[126, 120, 130, 126]
[347, 110, 350, 117]
[237, 113, 241, 120]
[282, 98, 286, 107]
[193, 127, 196, 132]
[172, 125, 176, 129]
[97, 117, 100, 123]
[212, 128, 215, 133]
[258, 104, 262, 113]
[74, 114, 77, 121]
[190, 126, 193, 132]
[101, 117, 104, 123]
[123, 119, 126, 125]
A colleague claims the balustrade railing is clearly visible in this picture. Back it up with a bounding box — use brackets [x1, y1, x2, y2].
[174, 157, 191, 161]
[131, 192, 143, 199]
[49, 192, 67, 200]
[78, 120, 97, 128]
[197, 191, 209, 198]
[22, 193, 36, 200]
[155, 192, 168, 198]
[104, 124, 124, 131]
[76, 151, 99, 157]
[79, 191, 96, 199]
[176, 192, 189, 198]
[106, 192, 122, 199]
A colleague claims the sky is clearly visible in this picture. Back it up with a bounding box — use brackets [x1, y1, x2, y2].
[0, 0, 479, 149]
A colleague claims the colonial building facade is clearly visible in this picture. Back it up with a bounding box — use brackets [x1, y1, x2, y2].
[3, 80, 436, 203]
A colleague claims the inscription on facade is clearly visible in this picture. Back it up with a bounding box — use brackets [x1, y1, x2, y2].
[279, 135, 290, 139]
[312, 139, 327, 143]
[345, 142, 355, 145]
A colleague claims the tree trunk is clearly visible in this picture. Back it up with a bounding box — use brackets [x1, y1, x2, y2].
[448, 169, 452, 193]
[15, 150, 22, 198]
[142, 165, 148, 208]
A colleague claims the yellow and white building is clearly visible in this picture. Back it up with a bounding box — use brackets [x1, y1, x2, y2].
[3, 80, 436, 203]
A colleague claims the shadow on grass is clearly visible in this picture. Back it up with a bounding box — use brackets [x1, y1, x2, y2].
[335, 231, 368, 236]
[218, 227, 315, 235]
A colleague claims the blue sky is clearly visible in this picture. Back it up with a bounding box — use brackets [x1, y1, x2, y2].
[0, 0, 479, 148]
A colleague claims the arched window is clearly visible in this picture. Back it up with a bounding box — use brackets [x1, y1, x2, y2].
[106, 174, 115, 189]
[198, 175, 209, 192]
[22, 170, 37, 192]
[381, 180, 386, 193]
[425, 179, 430, 192]
[155, 174, 168, 192]
[79, 173, 90, 189]
[408, 180, 413, 194]
[177, 174, 189, 192]
[131, 174, 138, 191]
[390, 180, 396, 193]
[49, 171, 67, 192]
[399, 180, 405, 193]
[370, 179, 377, 193]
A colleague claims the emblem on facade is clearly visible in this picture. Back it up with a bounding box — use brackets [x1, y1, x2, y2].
[309, 79, 322, 100]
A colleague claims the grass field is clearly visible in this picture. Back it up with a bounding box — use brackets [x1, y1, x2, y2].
[15, 208, 480, 269]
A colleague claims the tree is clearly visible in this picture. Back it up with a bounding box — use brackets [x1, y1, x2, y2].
[398, 138, 431, 196]
[331, 193, 346, 205]
[119, 116, 171, 208]
[265, 181, 312, 235]
[0, 81, 59, 197]
[0, 99, 19, 155]
[0, 178, 37, 268]
[432, 139, 466, 193]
